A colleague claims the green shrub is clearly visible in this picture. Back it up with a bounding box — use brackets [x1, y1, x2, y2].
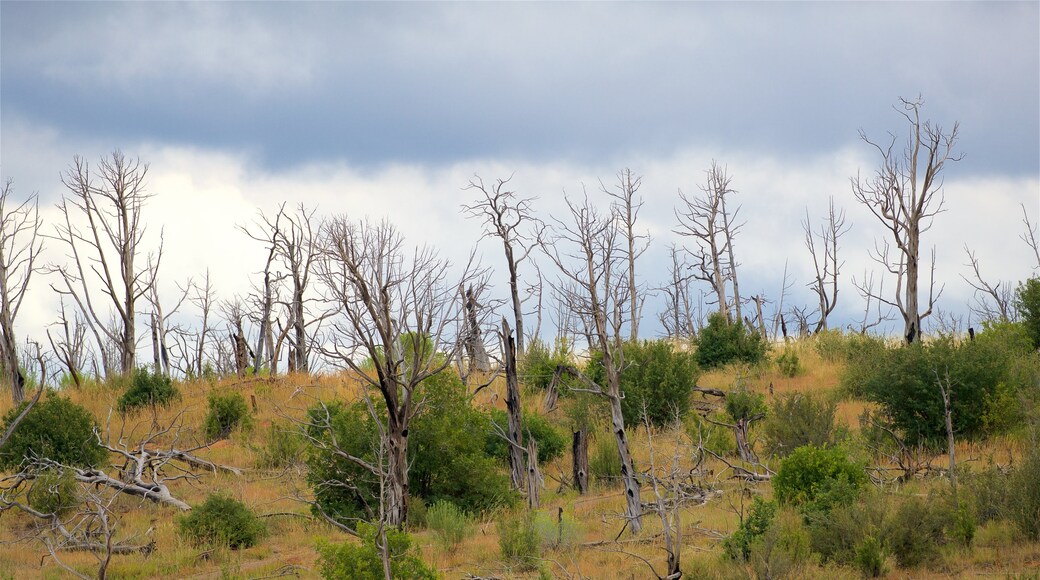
[178, 493, 265, 549]
[585, 340, 700, 426]
[1015, 277, 1040, 350]
[532, 510, 582, 550]
[486, 409, 566, 465]
[724, 384, 767, 424]
[254, 421, 305, 469]
[763, 393, 838, 458]
[806, 490, 889, 565]
[116, 367, 179, 414]
[0, 394, 106, 469]
[426, 501, 471, 552]
[316, 521, 436, 580]
[723, 496, 777, 561]
[748, 509, 812, 580]
[773, 445, 866, 511]
[695, 311, 768, 369]
[519, 338, 575, 391]
[813, 329, 887, 365]
[27, 467, 80, 517]
[964, 447, 1040, 541]
[775, 348, 802, 378]
[685, 412, 736, 456]
[854, 535, 887, 578]
[305, 400, 381, 525]
[885, 495, 948, 567]
[589, 434, 622, 487]
[204, 391, 252, 441]
[497, 510, 541, 570]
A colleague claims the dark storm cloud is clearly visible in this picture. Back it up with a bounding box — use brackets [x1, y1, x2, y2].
[2, 2, 1038, 174]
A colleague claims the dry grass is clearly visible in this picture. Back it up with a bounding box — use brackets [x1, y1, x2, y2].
[2, 341, 1039, 579]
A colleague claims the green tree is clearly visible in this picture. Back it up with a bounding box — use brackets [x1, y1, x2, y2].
[0, 393, 106, 469]
[696, 312, 767, 369]
[1016, 277, 1040, 349]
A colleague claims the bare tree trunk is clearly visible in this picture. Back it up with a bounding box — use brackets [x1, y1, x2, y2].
[464, 287, 490, 372]
[720, 191, 742, 323]
[527, 439, 541, 509]
[938, 371, 957, 496]
[386, 419, 409, 528]
[572, 428, 589, 495]
[503, 318, 526, 491]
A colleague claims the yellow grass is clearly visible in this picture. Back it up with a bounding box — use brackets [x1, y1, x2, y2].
[1, 340, 1038, 578]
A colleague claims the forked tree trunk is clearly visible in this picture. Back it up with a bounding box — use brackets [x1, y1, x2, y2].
[572, 428, 589, 495]
[502, 319, 525, 491]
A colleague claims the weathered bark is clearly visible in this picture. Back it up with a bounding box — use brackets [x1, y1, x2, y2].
[734, 417, 758, 464]
[572, 428, 589, 495]
[386, 420, 409, 528]
[464, 287, 491, 372]
[526, 438, 542, 510]
[503, 318, 526, 491]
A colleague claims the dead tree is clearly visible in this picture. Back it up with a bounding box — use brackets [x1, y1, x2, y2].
[144, 257, 189, 377]
[659, 244, 697, 339]
[461, 286, 491, 373]
[603, 168, 649, 341]
[187, 270, 217, 378]
[463, 175, 543, 356]
[675, 161, 742, 322]
[544, 195, 643, 534]
[803, 196, 850, 332]
[936, 370, 957, 496]
[1021, 203, 1040, 272]
[271, 203, 320, 373]
[317, 217, 482, 528]
[46, 299, 88, 388]
[241, 208, 284, 375]
[852, 97, 960, 344]
[0, 179, 43, 403]
[51, 152, 160, 376]
[572, 428, 589, 495]
[502, 318, 526, 491]
[962, 246, 1012, 322]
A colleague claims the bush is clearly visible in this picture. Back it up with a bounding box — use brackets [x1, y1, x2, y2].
[695, 312, 767, 369]
[316, 521, 436, 580]
[426, 500, 471, 552]
[969, 446, 1040, 540]
[775, 348, 802, 378]
[723, 496, 777, 561]
[813, 329, 886, 365]
[806, 490, 889, 565]
[27, 468, 80, 517]
[204, 391, 252, 441]
[589, 434, 622, 487]
[519, 338, 575, 391]
[885, 495, 948, 567]
[117, 367, 179, 414]
[497, 510, 541, 570]
[763, 393, 838, 458]
[178, 493, 265, 549]
[724, 384, 767, 424]
[0, 394, 107, 469]
[532, 510, 582, 551]
[1016, 277, 1040, 350]
[748, 509, 812, 580]
[773, 445, 866, 511]
[684, 412, 735, 456]
[486, 409, 566, 465]
[585, 340, 700, 426]
[254, 421, 305, 469]
[854, 535, 887, 578]
[842, 334, 1031, 445]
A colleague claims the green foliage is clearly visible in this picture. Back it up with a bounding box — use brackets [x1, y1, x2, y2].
[0, 393, 106, 469]
[486, 409, 566, 465]
[724, 384, 767, 423]
[532, 510, 582, 551]
[177, 493, 265, 549]
[775, 348, 802, 378]
[842, 334, 1033, 445]
[589, 434, 622, 487]
[773, 445, 866, 511]
[204, 391, 252, 441]
[27, 468, 80, 517]
[885, 495, 948, 567]
[748, 509, 812, 580]
[967, 446, 1040, 541]
[763, 393, 839, 458]
[1015, 277, 1040, 350]
[853, 535, 887, 578]
[806, 490, 889, 565]
[813, 329, 887, 365]
[585, 340, 700, 426]
[305, 400, 380, 525]
[117, 367, 179, 414]
[519, 337, 575, 391]
[426, 501, 472, 553]
[253, 421, 305, 469]
[316, 522, 437, 580]
[695, 311, 768, 369]
[684, 412, 736, 456]
[497, 510, 541, 570]
[723, 496, 777, 561]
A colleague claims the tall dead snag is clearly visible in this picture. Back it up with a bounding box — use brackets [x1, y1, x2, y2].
[51, 152, 159, 376]
[659, 244, 698, 339]
[572, 428, 589, 495]
[1021, 204, 1040, 272]
[317, 218, 480, 528]
[603, 168, 649, 341]
[462, 287, 491, 373]
[803, 196, 850, 332]
[463, 175, 543, 356]
[852, 97, 960, 344]
[675, 161, 742, 322]
[962, 246, 1012, 322]
[0, 180, 43, 404]
[502, 318, 526, 491]
[544, 195, 643, 534]
[271, 203, 320, 373]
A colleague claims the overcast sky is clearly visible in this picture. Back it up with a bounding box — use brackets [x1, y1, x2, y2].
[2, 2, 1038, 358]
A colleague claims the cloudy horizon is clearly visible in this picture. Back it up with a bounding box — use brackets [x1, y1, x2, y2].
[2, 1, 1038, 373]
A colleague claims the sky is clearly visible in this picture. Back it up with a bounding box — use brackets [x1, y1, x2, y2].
[1, 2, 1038, 368]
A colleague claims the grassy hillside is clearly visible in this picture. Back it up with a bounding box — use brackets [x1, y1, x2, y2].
[1, 337, 1038, 579]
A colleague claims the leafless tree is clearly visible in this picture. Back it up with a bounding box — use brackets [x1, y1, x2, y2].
[187, 270, 217, 378]
[51, 152, 161, 376]
[240, 208, 285, 375]
[144, 257, 190, 377]
[803, 196, 850, 332]
[962, 246, 1013, 322]
[1020, 203, 1040, 272]
[316, 217, 482, 528]
[0, 179, 43, 403]
[675, 161, 743, 322]
[852, 270, 892, 334]
[852, 97, 961, 344]
[462, 175, 543, 356]
[659, 244, 697, 339]
[544, 194, 643, 534]
[220, 297, 253, 376]
[501, 318, 526, 491]
[46, 299, 88, 388]
[603, 168, 649, 341]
